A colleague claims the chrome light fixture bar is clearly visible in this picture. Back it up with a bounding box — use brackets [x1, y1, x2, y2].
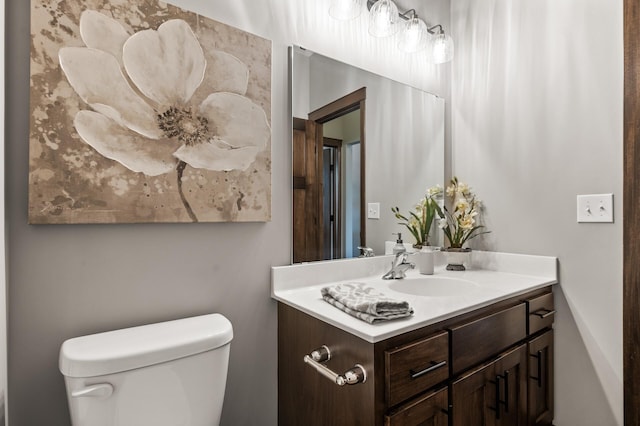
[328, 0, 454, 63]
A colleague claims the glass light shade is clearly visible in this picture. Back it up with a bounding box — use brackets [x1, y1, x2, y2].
[432, 33, 454, 64]
[398, 16, 428, 53]
[329, 0, 363, 20]
[368, 0, 399, 38]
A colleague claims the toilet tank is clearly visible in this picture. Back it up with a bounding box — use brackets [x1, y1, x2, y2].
[59, 314, 233, 426]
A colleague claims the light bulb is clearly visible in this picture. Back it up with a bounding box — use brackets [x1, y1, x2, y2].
[329, 0, 363, 20]
[432, 33, 454, 64]
[398, 16, 428, 53]
[368, 0, 399, 38]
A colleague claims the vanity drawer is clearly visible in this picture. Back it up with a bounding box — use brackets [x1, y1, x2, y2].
[385, 331, 449, 407]
[527, 292, 555, 335]
[449, 303, 527, 375]
[385, 387, 448, 426]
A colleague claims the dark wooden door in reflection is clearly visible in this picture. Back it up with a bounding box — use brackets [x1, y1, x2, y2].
[292, 118, 323, 263]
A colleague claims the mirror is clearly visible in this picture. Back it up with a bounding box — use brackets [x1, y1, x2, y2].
[291, 46, 445, 263]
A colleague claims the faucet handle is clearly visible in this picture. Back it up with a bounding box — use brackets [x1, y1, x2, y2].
[395, 251, 409, 262]
[357, 246, 375, 257]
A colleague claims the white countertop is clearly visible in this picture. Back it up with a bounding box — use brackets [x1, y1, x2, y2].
[271, 251, 558, 343]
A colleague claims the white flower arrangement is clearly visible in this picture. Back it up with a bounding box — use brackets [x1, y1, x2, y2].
[435, 177, 489, 248]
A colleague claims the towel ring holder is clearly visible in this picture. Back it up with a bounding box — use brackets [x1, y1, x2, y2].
[303, 346, 367, 386]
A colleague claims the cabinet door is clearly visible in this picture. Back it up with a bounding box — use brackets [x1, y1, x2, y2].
[528, 330, 554, 426]
[385, 387, 448, 426]
[451, 344, 528, 426]
[451, 359, 499, 426]
[493, 344, 528, 426]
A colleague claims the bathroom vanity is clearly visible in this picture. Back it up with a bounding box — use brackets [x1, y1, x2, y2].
[272, 251, 557, 425]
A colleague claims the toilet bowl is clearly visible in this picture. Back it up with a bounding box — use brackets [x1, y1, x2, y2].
[59, 313, 233, 426]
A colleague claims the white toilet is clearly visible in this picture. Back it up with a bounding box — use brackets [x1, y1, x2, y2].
[59, 313, 233, 426]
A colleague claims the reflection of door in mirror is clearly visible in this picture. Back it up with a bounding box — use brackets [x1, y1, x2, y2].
[322, 138, 342, 260]
[323, 112, 362, 260]
[292, 89, 365, 263]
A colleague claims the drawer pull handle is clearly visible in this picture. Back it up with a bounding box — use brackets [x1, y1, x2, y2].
[303, 346, 367, 386]
[409, 360, 447, 379]
[532, 309, 556, 318]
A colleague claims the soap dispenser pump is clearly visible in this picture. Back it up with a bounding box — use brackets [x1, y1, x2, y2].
[392, 233, 406, 255]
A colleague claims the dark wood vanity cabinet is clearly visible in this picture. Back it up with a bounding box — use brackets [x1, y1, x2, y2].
[278, 286, 555, 426]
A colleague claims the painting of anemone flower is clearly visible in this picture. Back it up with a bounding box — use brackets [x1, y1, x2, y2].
[29, 0, 272, 223]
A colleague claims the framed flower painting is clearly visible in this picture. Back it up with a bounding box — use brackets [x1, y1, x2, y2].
[29, 0, 272, 224]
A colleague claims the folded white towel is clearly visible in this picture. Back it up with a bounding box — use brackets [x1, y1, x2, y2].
[320, 282, 413, 324]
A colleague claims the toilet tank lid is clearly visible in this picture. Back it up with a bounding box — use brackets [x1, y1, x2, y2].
[59, 313, 233, 378]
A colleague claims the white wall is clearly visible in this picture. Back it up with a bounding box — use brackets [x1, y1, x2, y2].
[451, 0, 623, 425]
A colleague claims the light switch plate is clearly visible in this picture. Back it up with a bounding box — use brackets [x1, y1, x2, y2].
[577, 194, 614, 223]
[368, 202, 380, 219]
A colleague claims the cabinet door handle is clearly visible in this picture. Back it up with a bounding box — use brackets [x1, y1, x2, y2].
[532, 309, 556, 318]
[489, 375, 502, 420]
[500, 370, 510, 413]
[530, 350, 543, 387]
[303, 346, 367, 386]
[409, 360, 447, 379]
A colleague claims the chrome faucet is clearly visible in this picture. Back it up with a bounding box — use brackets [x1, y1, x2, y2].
[382, 252, 415, 280]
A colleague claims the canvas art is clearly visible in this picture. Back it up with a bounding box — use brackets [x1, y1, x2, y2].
[29, 0, 272, 224]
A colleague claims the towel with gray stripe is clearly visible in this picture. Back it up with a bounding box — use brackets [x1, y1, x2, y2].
[320, 282, 413, 324]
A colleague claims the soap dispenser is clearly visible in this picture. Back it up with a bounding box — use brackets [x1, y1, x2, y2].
[392, 233, 406, 255]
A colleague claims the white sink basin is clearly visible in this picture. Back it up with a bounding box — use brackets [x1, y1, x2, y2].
[388, 276, 478, 297]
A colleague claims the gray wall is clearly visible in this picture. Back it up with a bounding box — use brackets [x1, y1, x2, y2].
[451, 0, 623, 424]
[7, 2, 290, 425]
[6, 0, 450, 425]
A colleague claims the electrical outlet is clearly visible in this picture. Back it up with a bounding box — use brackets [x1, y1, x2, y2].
[577, 194, 614, 223]
[368, 202, 380, 219]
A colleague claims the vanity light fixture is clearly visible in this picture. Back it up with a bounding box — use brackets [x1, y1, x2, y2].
[329, 0, 364, 20]
[430, 24, 455, 64]
[329, 0, 454, 64]
[397, 10, 428, 53]
[368, 0, 399, 37]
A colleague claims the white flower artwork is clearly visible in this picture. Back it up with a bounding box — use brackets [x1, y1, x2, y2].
[29, 1, 272, 224]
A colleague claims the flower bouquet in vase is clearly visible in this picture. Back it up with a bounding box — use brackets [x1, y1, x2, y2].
[435, 177, 490, 271]
[391, 185, 443, 249]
